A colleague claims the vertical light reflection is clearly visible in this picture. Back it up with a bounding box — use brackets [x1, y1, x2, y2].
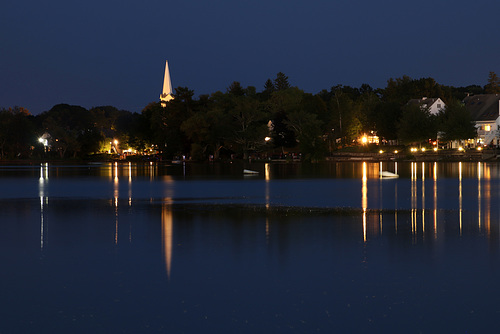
[265, 218, 270, 244]
[39, 163, 49, 250]
[149, 161, 156, 181]
[379, 212, 383, 235]
[477, 162, 482, 231]
[128, 162, 132, 183]
[264, 163, 271, 242]
[128, 162, 133, 207]
[162, 201, 173, 279]
[411, 162, 417, 239]
[362, 162, 367, 242]
[421, 162, 425, 236]
[265, 163, 270, 209]
[433, 162, 438, 239]
[114, 162, 119, 183]
[114, 163, 119, 245]
[480, 163, 491, 236]
[394, 206, 398, 235]
[484, 164, 491, 236]
[459, 162, 462, 236]
[394, 178, 398, 235]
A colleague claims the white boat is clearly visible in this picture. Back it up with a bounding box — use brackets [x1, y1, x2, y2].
[243, 169, 259, 175]
[379, 170, 399, 178]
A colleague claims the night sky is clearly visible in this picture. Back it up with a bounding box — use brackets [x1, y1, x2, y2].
[2, 0, 499, 114]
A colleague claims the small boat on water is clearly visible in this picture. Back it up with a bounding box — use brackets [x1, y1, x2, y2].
[243, 169, 259, 175]
[379, 161, 399, 178]
[379, 170, 399, 178]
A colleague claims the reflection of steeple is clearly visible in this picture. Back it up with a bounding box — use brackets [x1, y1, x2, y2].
[162, 202, 173, 279]
[160, 60, 174, 107]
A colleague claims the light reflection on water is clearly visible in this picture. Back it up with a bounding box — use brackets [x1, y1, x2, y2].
[2, 161, 500, 332]
[30, 161, 500, 250]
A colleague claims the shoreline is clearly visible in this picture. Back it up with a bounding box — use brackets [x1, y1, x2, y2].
[1, 149, 500, 165]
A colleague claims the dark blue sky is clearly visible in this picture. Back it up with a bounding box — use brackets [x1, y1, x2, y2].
[2, 0, 499, 114]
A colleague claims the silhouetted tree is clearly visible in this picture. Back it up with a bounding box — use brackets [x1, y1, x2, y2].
[485, 71, 500, 94]
[274, 72, 290, 91]
[437, 100, 476, 142]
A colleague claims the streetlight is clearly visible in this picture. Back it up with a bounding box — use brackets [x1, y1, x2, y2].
[38, 137, 48, 152]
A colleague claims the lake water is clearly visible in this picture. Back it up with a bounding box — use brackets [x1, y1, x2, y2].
[1, 161, 499, 333]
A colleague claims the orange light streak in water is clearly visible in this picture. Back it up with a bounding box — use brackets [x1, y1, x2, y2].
[162, 202, 173, 279]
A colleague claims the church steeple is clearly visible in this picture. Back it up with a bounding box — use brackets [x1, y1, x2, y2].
[160, 60, 174, 107]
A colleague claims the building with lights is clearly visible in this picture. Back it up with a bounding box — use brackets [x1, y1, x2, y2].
[464, 94, 500, 147]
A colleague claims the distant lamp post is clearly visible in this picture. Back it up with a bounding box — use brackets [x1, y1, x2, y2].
[361, 136, 368, 145]
[38, 137, 48, 152]
[111, 139, 119, 154]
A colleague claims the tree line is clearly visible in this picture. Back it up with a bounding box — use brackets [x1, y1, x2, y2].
[1, 72, 499, 161]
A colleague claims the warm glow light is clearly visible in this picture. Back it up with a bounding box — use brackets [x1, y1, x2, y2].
[114, 140, 118, 145]
[394, 150, 398, 154]
[421, 148, 426, 152]
[458, 147, 464, 151]
[38, 137, 48, 147]
[361, 136, 368, 144]
[379, 150, 384, 154]
[433, 147, 438, 151]
[485, 125, 491, 131]
[477, 146, 482, 151]
[265, 136, 271, 142]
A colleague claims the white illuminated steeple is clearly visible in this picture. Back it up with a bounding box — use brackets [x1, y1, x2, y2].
[160, 60, 174, 107]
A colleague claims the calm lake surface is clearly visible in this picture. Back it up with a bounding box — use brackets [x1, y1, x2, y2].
[1, 161, 500, 333]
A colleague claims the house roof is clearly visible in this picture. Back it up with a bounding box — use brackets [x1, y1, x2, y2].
[406, 97, 442, 109]
[463, 94, 500, 122]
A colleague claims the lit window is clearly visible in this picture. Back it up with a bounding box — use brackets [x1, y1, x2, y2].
[485, 125, 491, 131]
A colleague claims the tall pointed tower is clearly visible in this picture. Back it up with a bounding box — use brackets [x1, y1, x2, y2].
[160, 60, 174, 107]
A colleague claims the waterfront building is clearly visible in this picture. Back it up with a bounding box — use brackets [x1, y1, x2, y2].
[463, 94, 500, 147]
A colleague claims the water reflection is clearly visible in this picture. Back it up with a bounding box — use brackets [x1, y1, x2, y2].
[362, 162, 367, 242]
[358, 161, 500, 242]
[113, 162, 119, 244]
[162, 201, 173, 279]
[265, 163, 271, 241]
[39, 163, 49, 250]
[459, 162, 462, 235]
[30, 161, 500, 272]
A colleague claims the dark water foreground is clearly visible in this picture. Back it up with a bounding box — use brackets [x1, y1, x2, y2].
[1, 162, 500, 333]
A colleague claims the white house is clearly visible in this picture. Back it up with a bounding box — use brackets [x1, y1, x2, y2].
[406, 97, 446, 115]
[463, 94, 500, 147]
